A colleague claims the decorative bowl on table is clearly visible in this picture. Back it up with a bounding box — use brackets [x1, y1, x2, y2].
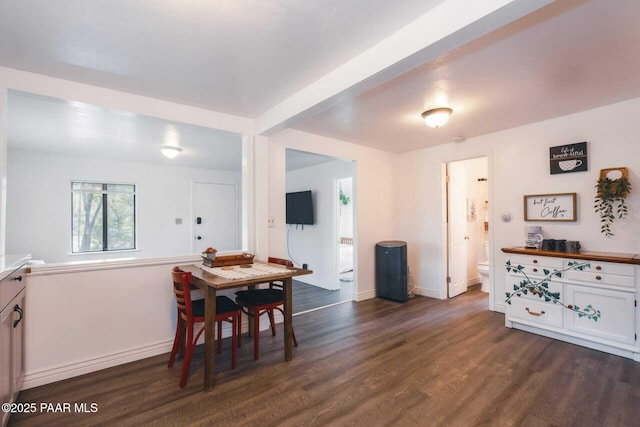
[202, 247, 217, 260]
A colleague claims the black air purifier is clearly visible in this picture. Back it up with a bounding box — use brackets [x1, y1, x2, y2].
[375, 240, 408, 302]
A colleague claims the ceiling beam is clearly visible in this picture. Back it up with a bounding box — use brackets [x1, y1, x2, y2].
[255, 0, 556, 136]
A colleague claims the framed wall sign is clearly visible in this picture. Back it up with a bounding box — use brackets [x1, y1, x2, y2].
[524, 193, 577, 222]
[550, 142, 588, 174]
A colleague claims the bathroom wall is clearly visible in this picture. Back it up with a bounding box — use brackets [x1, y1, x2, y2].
[463, 157, 489, 285]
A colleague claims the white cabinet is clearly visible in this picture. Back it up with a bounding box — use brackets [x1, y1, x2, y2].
[503, 248, 639, 361]
[564, 284, 635, 344]
[0, 266, 26, 427]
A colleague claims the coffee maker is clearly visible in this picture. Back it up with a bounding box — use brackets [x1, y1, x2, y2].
[525, 226, 543, 249]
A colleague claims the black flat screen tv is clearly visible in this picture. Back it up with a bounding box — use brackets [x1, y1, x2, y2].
[286, 190, 314, 225]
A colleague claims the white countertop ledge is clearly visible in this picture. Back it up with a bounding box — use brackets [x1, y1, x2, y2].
[27, 254, 202, 276]
[0, 254, 32, 280]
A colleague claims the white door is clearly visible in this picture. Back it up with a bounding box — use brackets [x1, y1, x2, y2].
[194, 182, 238, 253]
[448, 162, 468, 298]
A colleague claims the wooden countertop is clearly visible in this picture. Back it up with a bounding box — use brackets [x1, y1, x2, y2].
[501, 247, 640, 265]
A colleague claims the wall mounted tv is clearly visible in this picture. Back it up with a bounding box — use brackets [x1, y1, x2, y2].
[286, 190, 314, 225]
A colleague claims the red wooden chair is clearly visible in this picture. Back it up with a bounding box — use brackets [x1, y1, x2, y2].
[168, 266, 241, 388]
[235, 257, 298, 360]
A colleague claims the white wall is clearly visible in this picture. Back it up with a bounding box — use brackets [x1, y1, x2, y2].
[265, 129, 397, 301]
[22, 256, 246, 389]
[6, 149, 242, 263]
[396, 97, 640, 310]
[285, 159, 354, 290]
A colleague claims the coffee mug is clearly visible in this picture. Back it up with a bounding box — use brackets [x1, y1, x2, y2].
[566, 241, 581, 253]
[559, 159, 583, 171]
[554, 239, 567, 251]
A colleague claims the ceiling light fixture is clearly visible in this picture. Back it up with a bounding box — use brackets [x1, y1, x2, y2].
[422, 107, 453, 128]
[160, 145, 183, 159]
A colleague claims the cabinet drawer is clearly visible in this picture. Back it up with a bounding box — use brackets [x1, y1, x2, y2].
[568, 259, 635, 277]
[508, 298, 563, 328]
[508, 255, 563, 269]
[507, 255, 565, 280]
[506, 277, 563, 302]
[0, 267, 26, 312]
[564, 270, 635, 288]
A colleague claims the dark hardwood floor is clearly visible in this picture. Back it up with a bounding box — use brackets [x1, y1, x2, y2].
[292, 279, 353, 314]
[11, 289, 640, 426]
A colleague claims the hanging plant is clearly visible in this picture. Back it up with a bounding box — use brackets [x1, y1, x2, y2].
[339, 189, 351, 206]
[594, 167, 631, 237]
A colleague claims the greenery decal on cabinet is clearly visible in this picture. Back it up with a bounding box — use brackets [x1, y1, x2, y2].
[505, 260, 601, 321]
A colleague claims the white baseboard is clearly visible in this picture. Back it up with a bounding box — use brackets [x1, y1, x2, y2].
[415, 287, 440, 299]
[355, 289, 375, 301]
[23, 339, 174, 390]
[23, 326, 243, 390]
[493, 303, 506, 313]
[467, 276, 481, 286]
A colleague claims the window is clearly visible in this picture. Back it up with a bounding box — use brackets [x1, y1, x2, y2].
[71, 182, 136, 253]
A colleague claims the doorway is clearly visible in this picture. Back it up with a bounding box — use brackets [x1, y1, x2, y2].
[193, 182, 239, 253]
[446, 157, 489, 298]
[336, 177, 354, 289]
[285, 149, 355, 314]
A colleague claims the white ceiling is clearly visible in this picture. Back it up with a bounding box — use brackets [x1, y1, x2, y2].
[7, 90, 243, 171]
[285, 149, 337, 172]
[293, 0, 640, 151]
[0, 0, 444, 117]
[1, 1, 640, 154]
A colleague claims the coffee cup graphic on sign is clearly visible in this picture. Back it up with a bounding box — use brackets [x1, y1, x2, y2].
[558, 159, 582, 171]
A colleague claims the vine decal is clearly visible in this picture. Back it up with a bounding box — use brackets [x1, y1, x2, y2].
[505, 260, 601, 321]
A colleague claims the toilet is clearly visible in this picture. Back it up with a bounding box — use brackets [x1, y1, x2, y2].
[477, 241, 490, 293]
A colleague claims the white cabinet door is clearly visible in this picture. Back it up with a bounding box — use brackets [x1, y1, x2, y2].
[11, 292, 25, 395]
[565, 284, 635, 345]
[1, 304, 12, 427]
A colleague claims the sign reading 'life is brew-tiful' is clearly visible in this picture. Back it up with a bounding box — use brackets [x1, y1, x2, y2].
[549, 142, 588, 174]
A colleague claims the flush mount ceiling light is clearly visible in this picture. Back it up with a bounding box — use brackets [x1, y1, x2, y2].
[421, 107, 453, 128]
[160, 145, 183, 159]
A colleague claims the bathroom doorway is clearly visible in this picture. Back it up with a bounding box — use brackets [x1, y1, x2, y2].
[445, 156, 489, 298]
[336, 177, 354, 287]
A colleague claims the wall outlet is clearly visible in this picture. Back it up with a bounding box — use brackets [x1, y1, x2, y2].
[268, 216, 276, 227]
[175, 218, 182, 225]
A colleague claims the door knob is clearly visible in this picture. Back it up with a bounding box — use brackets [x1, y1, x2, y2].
[197, 236, 202, 240]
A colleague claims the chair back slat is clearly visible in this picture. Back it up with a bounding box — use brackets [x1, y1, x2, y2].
[267, 257, 293, 290]
[172, 266, 195, 320]
[268, 257, 294, 267]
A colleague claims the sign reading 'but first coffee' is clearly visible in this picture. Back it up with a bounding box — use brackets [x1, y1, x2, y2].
[549, 142, 588, 175]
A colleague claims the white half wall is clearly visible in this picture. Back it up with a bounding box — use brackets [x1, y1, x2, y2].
[285, 159, 355, 290]
[22, 257, 248, 389]
[396, 96, 640, 310]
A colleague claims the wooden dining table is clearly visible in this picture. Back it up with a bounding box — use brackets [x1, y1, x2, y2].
[178, 260, 312, 391]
